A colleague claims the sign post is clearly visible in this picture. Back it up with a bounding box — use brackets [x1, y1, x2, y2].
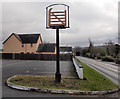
[46, 4, 69, 83]
[55, 28, 61, 82]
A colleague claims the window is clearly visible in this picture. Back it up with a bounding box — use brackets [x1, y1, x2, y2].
[22, 44, 24, 47]
[31, 43, 33, 47]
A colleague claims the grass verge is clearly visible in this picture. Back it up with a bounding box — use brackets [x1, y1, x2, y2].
[75, 57, 119, 91]
[8, 58, 119, 91]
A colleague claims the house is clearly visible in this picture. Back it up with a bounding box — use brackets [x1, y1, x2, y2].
[60, 46, 72, 54]
[0, 49, 3, 53]
[37, 43, 56, 54]
[3, 33, 43, 53]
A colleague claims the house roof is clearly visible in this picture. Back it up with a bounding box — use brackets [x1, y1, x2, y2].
[60, 46, 72, 52]
[18, 34, 40, 44]
[3, 33, 42, 44]
[37, 43, 56, 52]
[37, 44, 72, 53]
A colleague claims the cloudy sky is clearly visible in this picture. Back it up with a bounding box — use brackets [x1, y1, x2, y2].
[1, 0, 119, 49]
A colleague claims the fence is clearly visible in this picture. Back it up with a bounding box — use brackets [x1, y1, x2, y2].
[1, 53, 72, 61]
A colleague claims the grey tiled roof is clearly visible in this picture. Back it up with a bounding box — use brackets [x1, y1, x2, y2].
[18, 34, 40, 44]
[37, 44, 72, 53]
[60, 47, 72, 52]
[37, 43, 56, 52]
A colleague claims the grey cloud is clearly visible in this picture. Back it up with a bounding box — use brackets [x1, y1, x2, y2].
[1, 1, 118, 49]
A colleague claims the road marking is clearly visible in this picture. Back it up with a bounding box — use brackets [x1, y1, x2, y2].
[39, 72, 54, 74]
[34, 68, 37, 70]
[2, 61, 32, 67]
[26, 71, 30, 73]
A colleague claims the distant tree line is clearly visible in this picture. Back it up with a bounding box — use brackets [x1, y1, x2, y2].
[73, 39, 120, 64]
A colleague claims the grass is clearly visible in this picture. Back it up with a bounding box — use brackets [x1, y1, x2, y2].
[75, 58, 119, 91]
[8, 58, 119, 91]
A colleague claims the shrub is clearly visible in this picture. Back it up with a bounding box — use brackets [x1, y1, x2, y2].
[115, 59, 120, 64]
[97, 56, 102, 59]
[90, 54, 95, 59]
[102, 56, 114, 62]
[85, 53, 90, 58]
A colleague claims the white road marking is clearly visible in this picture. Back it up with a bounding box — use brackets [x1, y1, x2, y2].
[34, 68, 37, 70]
[26, 71, 30, 73]
[39, 72, 54, 74]
[2, 61, 31, 67]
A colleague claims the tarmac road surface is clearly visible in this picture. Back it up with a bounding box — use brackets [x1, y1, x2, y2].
[2, 59, 77, 98]
[2, 59, 119, 98]
[76, 56, 120, 86]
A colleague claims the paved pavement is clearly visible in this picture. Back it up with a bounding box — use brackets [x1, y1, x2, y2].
[2, 59, 77, 97]
[76, 56, 120, 86]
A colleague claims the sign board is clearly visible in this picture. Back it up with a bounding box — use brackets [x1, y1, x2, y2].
[46, 4, 70, 83]
[46, 4, 69, 29]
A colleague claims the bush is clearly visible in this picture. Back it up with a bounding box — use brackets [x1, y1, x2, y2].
[84, 53, 95, 59]
[102, 56, 114, 62]
[97, 56, 102, 59]
[90, 54, 95, 59]
[84, 53, 90, 58]
[115, 59, 120, 64]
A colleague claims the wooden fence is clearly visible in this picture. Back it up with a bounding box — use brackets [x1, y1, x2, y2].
[1, 53, 72, 61]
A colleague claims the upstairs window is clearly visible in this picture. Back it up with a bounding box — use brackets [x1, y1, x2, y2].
[22, 44, 24, 47]
[31, 43, 33, 47]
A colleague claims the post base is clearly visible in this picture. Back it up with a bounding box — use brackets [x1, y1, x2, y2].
[55, 72, 61, 83]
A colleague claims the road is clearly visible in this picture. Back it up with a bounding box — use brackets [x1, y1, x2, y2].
[76, 56, 120, 86]
[1, 59, 120, 98]
[2, 59, 77, 98]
